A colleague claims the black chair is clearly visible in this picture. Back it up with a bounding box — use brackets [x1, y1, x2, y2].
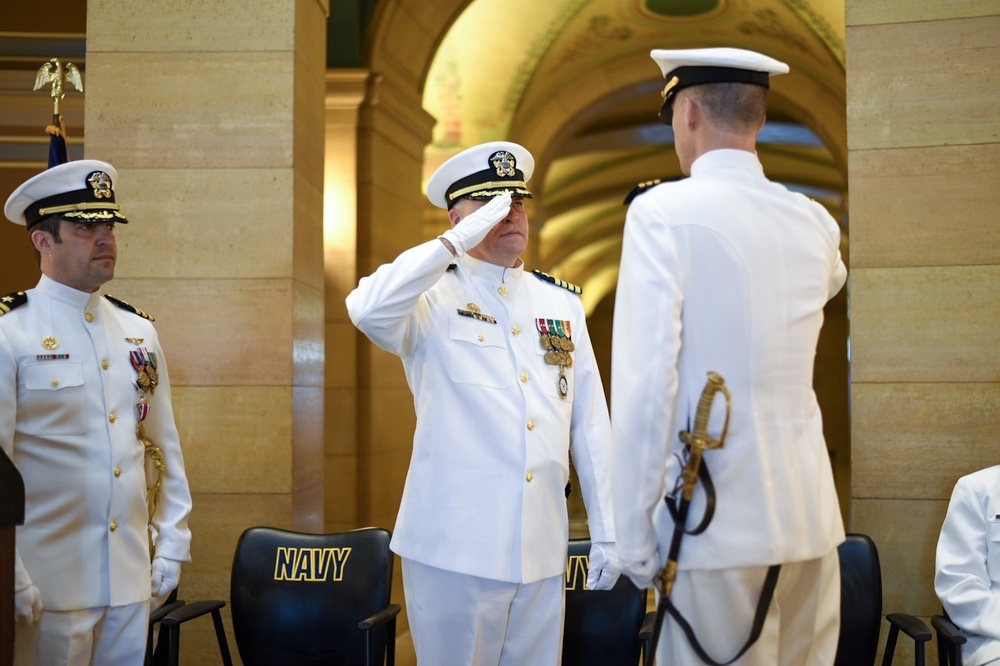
[931, 612, 966, 666]
[160, 526, 400, 666]
[144, 587, 188, 666]
[836, 532, 932, 666]
[562, 538, 654, 666]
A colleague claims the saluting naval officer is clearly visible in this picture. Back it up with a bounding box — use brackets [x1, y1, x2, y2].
[346, 141, 619, 665]
[610, 49, 848, 665]
[1, 160, 193, 665]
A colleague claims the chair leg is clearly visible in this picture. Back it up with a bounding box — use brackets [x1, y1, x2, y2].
[164, 623, 180, 666]
[387, 616, 396, 666]
[881, 625, 900, 666]
[145, 626, 154, 666]
[209, 608, 234, 666]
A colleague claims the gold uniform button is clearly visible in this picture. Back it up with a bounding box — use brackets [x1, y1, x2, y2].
[114, 466, 122, 477]
[526, 472, 534, 482]
[51, 379, 59, 387]
[526, 420, 536, 431]
[478, 335, 485, 342]
[102, 360, 109, 370]
[512, 326, 521, 336]
[84, 312, 95, 323]
[498, 286, 508, 297]
[109, 412, 117, 424]
[520, 372, 529, 383]
[109, 521, 118, 532]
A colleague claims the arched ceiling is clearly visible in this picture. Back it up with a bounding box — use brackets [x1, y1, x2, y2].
[0, 0, 848, 315]
[420, 0, 847, 313]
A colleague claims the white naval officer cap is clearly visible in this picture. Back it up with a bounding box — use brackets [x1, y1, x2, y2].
[4, 159, 129, 229]
[650, 47, 789, 124]
[426, 141, 535, 210]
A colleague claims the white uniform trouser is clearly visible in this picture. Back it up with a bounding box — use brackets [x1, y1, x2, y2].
[657, 549, 840, 666]
[966, 645, 1000, 666]
[14, 600, 150, 666]
[402, 558, 565, 666]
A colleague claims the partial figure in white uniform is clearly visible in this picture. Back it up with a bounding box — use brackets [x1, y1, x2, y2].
[2, 160, 193, 665]
[346, 141, 619, 666]
[935, 465, 1000, 666]
[610, 48, 848, 665]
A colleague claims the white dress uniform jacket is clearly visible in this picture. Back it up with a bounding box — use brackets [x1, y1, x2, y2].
[936, 465, 1000, 666]
[611, 149, 847, 571]
[346, 240, 615, 583]
[0, 275, 192, 610]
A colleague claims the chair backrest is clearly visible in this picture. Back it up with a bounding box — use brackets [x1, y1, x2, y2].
[230, 526, 394, 666]
[834, 533, 883, 666]
[562, 538, 648, 666]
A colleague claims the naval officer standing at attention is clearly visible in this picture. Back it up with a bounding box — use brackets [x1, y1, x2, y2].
[611, 48, 848, 665]
[347, 141, 619, 665]
[2, 160, 193, 665]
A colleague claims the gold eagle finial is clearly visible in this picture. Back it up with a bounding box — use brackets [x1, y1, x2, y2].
[34, 58, 84, 117]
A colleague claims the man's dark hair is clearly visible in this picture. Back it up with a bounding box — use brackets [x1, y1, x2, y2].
[29, 216, 63, 264]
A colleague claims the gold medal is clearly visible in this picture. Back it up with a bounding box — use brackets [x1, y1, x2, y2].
[558, 367, 569, 399]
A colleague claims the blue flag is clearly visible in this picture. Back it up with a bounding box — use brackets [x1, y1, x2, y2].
[47, 115, 69, 167]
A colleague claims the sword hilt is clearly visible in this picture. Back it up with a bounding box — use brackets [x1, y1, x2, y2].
[679, 371, 730, 452]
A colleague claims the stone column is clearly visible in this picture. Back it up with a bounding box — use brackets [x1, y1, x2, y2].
[353, 74, 436, 531]
[84, 0, 328, 651]
[324, 69, 370, 533]
[847, 3, 1000, 660]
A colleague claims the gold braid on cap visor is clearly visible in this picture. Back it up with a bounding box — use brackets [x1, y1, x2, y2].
[39, 201, 122, 216]
[38, 201, 127, 222]
[448, 180, 531, 202]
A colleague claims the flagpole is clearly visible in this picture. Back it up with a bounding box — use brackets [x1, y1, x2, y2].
[33, 58, 83, 167]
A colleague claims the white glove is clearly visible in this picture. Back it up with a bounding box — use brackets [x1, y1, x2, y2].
[439, 193, 512, 257]
[621, 554, 659, 591]
[151, 557, 182, 600]
[14, 583, 42, 625]
[586, 542, 622, 591]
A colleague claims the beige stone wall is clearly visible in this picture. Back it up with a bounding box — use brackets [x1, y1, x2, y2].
[85, 1, 328, 661]
[846, 2, 1000, 660]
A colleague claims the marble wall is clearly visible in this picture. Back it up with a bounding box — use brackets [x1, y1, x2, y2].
[85, 0, 329, 660]
[845, 1, 1000, 660]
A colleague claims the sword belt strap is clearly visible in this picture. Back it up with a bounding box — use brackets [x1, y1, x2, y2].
[666, 457, 716, 535]
[663, 563, 781, 666]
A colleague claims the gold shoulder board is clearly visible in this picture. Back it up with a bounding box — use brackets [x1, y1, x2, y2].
[0, 291, 28, 317]
[623, 179, 663, 205]
[104, 295, 155, 321]
[531, 270, 582, 295]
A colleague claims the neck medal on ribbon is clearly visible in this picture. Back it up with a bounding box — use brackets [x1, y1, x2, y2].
[536, 318, 574, 399]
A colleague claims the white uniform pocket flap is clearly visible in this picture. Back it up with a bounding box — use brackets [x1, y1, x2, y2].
[22, 361, 85, 391]
[450, 314, 504, 348]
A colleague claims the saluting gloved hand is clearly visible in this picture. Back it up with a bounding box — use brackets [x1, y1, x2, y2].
[14, 582, 42, 625]
[151, 557, 182, 601]
[586, 542, 622, 591]
[439, 193, 512, 257]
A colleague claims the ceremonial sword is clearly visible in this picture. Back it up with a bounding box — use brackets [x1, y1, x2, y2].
[645, 371, 731, 666]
